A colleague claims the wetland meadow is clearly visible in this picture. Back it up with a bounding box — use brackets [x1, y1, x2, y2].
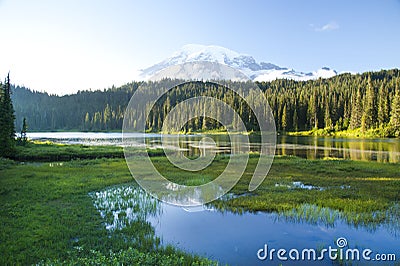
[0, 133, 399, 265]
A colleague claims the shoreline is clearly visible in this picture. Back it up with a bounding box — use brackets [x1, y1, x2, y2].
[25, 129, 400, 139]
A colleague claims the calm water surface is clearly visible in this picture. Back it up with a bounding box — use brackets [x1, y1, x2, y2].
[90, 185, 400, 266]
[27, 132, 400, 162]
[150, 204, 399, 265]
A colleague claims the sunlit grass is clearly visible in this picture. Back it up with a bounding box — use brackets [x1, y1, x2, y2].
[288, 126, 399, 138]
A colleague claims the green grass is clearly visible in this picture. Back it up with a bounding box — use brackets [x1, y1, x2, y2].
[13, 141, 166, 161]
[288, 126, 400, 138]
[14, 141, 124, 161]
[1, 143, 399, 264]
[211, 156, 399, 215]
[0, 158, 216, 265]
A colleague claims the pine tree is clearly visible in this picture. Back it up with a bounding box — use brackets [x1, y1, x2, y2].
[93, 112, 102, 131]
[281, 104, 288, 131]
[350, 88, 363, 129]
[335, 117, 343, 131]
[20, 117, 28, 144]
[84, 112, 90, 131]
[377, 83, 390, 126]
[390, 84, 400, 133]
[363, 77, 377, 129]
[308, 91, 318, 129]
[0, 82, 4, 149]
[293, 108, 298, 131]
[0, 73, 16, 157]
[103, 104, 111, 130]
[361, 113, 368, 132]
[324, 102, 332, 130]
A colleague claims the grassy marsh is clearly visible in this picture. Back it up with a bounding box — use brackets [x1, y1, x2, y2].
[1, 143, 399, 264]
[0, 157, 215, 265]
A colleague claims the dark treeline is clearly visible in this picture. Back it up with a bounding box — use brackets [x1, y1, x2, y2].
[12, 83, 139, 131]
[261, 69, 400, 135]
[11, 69, 400, 137]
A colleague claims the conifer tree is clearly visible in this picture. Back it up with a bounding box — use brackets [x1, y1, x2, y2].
[324, 103, 332, 129]
[103, 104, 111, 130]
[363, 77, 377, 129]
[390, 84, 400, 133]
[308, 90, 318, 129]
[377, 83, 390, 126]
[84, 112, 90, 130]
[0, 73, 16, 157]
[293, 108, 298, 131]
[350, 88, 363, 129]
[20, 117, 28, 144]
[281, 104, 288, 131]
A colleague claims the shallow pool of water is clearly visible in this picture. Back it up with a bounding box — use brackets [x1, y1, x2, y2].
[90, 185, 399, 265]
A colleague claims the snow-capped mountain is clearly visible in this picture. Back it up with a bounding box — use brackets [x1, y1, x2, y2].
[137, 44, 337, 81]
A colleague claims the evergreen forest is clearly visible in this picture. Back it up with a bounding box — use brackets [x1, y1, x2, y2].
[10, 69, 400, 137]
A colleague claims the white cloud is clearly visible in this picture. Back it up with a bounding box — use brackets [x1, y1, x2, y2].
[312, 21, 339, 32]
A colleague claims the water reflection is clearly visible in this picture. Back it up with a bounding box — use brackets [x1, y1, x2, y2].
[277, 203, 400, 237]
[89, 184, 161, 231]
[150, 200, 399, 266]
[90, 185, 399, 265]
[276, 135, 400, 163]
[28, 132, 400, 163]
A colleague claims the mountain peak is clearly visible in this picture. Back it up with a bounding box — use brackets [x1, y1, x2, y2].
[138, 44, 336, 81]
[178, 44, 240, 58]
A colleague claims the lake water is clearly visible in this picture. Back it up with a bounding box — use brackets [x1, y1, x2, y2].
[90, 185, 400, 266]
[150, 204, 399, 265]
[27, 132, 400, 162]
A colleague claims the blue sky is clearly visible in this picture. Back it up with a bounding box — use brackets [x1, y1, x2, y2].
[1, 0, 400, 94]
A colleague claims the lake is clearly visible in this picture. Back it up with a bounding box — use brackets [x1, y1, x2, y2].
[27, 132, 400, 264]
[91, 185, 400, 266]
[27, 132, 400, 163]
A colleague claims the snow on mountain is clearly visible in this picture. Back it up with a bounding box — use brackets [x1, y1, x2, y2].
[254, 67, 337, 82]
[137, 44, 337, 81]
[314, 67, 338, 78]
